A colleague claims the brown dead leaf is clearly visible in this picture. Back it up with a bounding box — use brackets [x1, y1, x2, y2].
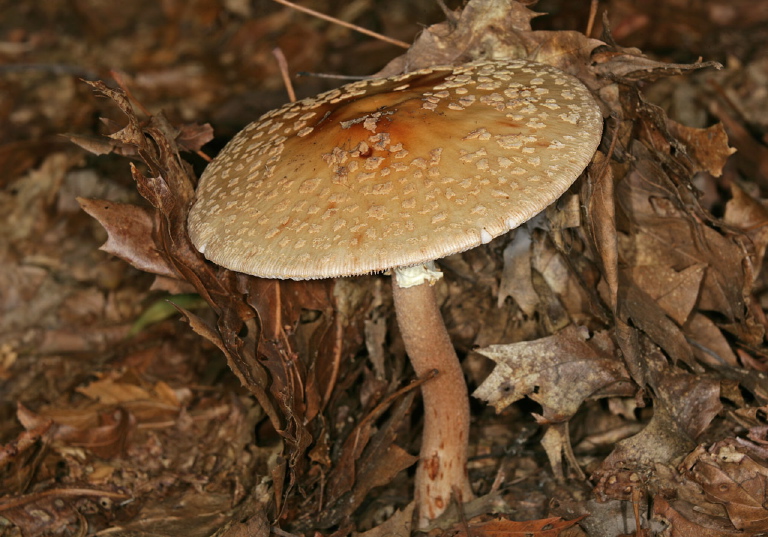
[175, 122, 214, 153]
[629, 263, 705, 326]
[612, 139, 760, 369]
[666, 120, 736, 177]
[76, 375, 154, 405]
[317, 391, 418, 529]
[652, 496, 742, 536]
[724, 181, 768, 276]
[709, 99, 768, 187]
[618, 160, 748, 327]
[539, 422, 584, 481]
[379, 0, 602, 81]
[583, 150, 619, 312]
[79, 82, 326, 502]
[377, 0, 538, 74]
[77, 198, 178, 280]
[445, 515, 585, 537]
[64, 132, 119, 156]
[18, 399, 135, 460]
[596, 342, 721, 493]
[652, 368, 722, 441]
[58, 407, 134, 459]
[591, 49, 721, 83]
[684, 439, 768, 533]
[530, 233, 588, 330]
[474, 326, 631, 421]
[685, 313, 739, 368]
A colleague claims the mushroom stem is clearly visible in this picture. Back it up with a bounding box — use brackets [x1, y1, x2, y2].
[391, 270, 473, 527]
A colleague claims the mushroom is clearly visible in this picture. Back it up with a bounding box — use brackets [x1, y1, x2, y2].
[187, 59, 603, 526]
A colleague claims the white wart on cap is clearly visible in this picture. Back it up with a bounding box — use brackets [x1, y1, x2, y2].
[188, 59, 603, 279]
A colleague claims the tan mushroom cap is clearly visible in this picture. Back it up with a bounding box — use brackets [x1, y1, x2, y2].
[188, 59, 603, 279]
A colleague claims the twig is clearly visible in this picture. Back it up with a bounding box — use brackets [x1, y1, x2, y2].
[586, 0, 599, 37]
[272, 48, 296, 103]
[272, 0, 410, 49]
[296, 71, 370, 81]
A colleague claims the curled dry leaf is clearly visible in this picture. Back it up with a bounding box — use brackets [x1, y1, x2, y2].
[378, 0, 602, 79]
[709, 99, 768, 187]
[79, 73, 387, 527]
[78, 82, 321, 513]
[315, 392, 418, 529]
[591, 48, 721, 83]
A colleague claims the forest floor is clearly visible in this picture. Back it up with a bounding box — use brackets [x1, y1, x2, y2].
[3, 1, 768, 536]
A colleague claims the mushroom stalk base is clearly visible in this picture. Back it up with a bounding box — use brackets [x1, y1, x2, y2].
[391, 276, 473, 527]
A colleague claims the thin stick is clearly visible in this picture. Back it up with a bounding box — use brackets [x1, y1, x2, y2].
[296, 71, 369, 81]
[272, 48, 296, 103]
[273, 0, 410, 49]
[586, 0, 598, 37]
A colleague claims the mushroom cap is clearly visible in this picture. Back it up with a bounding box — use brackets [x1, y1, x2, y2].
[188, 59, 603, 279]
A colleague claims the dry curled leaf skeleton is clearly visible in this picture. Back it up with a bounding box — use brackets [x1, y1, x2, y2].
[187, 58, 603, 526]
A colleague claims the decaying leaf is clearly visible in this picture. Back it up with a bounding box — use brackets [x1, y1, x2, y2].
[77, 198, 178, 280]
[474, 326, 630, 420]
[583, 150, 619, 312]
[444, 515, 586, 537]
[628, 263, 704, 326]
[683, 440, 768, 533]
[652, 496, 743, 537]
[666, 120, 736, 177]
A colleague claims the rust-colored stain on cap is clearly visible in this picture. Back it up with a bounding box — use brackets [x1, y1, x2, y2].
[188, 59, 603, 279]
